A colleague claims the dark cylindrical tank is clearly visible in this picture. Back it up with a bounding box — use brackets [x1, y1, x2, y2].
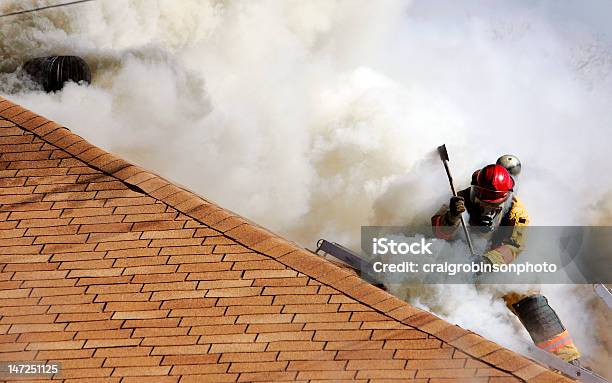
[23, 56, 91, 92]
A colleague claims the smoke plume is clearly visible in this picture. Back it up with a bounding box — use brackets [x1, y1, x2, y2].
[1, 0, 610, 374]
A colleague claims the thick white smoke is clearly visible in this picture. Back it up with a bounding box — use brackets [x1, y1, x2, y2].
[1, 0, 610, 374]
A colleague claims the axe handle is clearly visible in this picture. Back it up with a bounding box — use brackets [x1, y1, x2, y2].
[442, 160, 457, 195]
[441, 159, 476, 257]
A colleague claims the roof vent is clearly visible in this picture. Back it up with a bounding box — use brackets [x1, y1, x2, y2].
[23, 56, 91, 92]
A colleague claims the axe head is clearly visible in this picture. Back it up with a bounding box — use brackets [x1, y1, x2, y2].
[437, 144, 449, 162]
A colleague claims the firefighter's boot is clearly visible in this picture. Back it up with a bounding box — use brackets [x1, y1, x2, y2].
[511, 294, 581, 363]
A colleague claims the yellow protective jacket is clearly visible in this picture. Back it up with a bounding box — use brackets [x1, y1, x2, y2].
[432, 193, 581, 362]
[431, 189, 529, 264]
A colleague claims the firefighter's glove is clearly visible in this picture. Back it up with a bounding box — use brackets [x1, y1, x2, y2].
[470, 253, 492, 277]
[447, 196, 466, 224]
[466, 252, 491, 265]
[478, 253, 493, 265]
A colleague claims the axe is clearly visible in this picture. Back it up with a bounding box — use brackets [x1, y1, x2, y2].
[437, 144, 476, 256]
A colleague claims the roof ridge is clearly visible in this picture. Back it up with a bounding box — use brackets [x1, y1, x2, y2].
[0, 96, 573, 383]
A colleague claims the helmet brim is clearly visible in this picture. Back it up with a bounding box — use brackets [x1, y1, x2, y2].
[471, 185, 511, 204]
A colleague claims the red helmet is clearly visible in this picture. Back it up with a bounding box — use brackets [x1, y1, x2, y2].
[471, 164, 514, 204]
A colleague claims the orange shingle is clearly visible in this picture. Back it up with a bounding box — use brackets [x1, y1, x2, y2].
[0, 97, 574, 383]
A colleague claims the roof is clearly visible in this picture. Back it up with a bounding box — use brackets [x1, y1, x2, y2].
[0, 95, 572, 383]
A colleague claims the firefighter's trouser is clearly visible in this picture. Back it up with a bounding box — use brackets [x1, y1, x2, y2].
[503, 292, 581, 362]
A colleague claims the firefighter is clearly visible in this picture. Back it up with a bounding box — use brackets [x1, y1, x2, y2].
[431, 159, 582, 365]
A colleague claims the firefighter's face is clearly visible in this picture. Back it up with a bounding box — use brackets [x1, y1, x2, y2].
[470, 198, 504, 232]
[469, 185, 512, 232]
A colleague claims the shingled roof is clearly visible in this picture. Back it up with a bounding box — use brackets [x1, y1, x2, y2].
[0, 95, 572, 383]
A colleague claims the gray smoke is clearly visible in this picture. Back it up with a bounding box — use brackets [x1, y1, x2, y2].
[1, 0, 610, 374]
